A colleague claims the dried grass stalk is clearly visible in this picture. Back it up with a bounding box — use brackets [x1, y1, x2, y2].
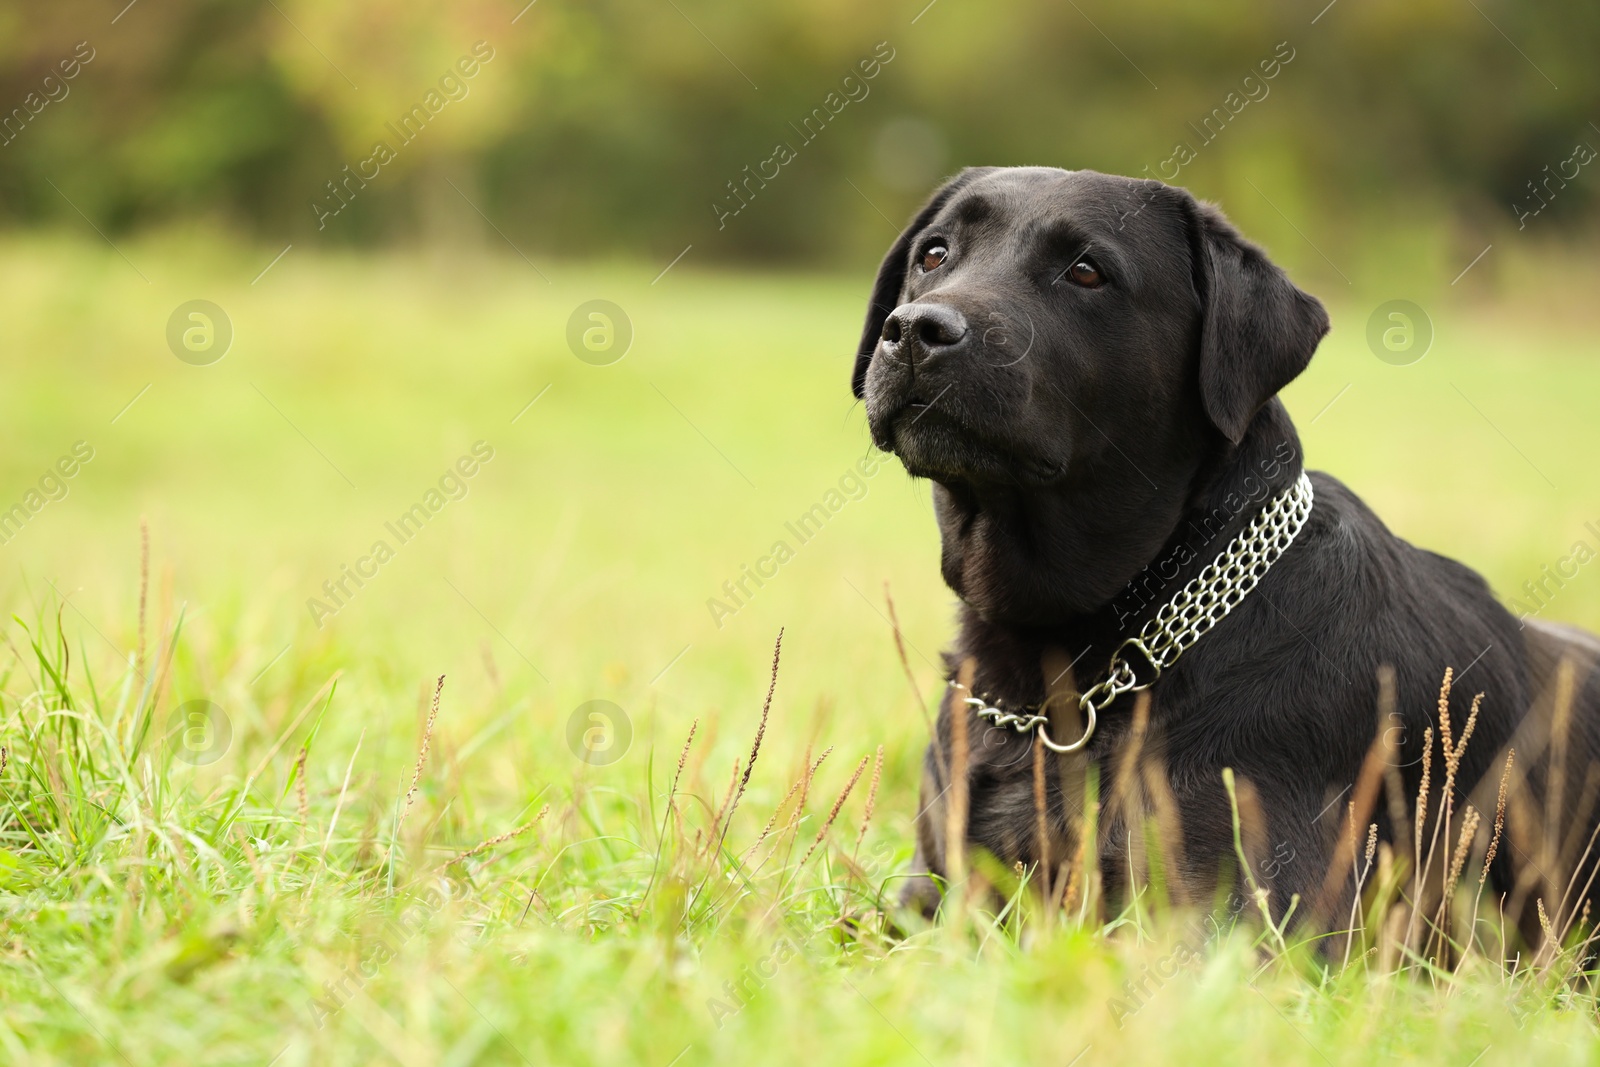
[1481, 748, 1513, 886]
[1107, 693, 1150, 832]
[743, 772, 805, 867]
[1537, 897, 1557, 963]
[795, 754, 871, 871]
[636, 718, 700, 916]
[1446, 806, 1481, 897]
[1141, 758, 1186, 907]
[137, 516, 149, 678]
[759, 746, 833, 876]
[1555, 774, 1600, 944]
[946, 658, 974, 889]
[669, 720, 700, 844]
[705, 758, 742, 856]
[1033, 730, 1050, 902]
[735, 629, 782, 810]
[1436, 668, 1455, 764]
[885, 583, 947, 789]
[444, 804, 550, 866]
[295, 745, 310, 835]
[1376, 666, 1412, 861]
[1405, 724, 1435, 951]
[1342, 822, 1381, 970]
[1316, 723, 1389, 925]
[399, 675, 445, 832]
[1547, 658, 1577, 878]
[854, 744, 884, 858]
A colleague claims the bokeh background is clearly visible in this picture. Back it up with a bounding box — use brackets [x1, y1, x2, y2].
[4, 0, 1599, 272]
[2, 0, 1597, 743]
[3, 0, 1599, 758]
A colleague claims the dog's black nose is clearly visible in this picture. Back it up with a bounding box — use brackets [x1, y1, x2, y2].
[881, 303, 968, 363]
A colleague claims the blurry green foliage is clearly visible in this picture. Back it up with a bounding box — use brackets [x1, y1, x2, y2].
[0, 0, 1595, 273]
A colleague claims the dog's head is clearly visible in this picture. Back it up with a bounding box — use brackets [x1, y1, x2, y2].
[853, 167, 1329, 489]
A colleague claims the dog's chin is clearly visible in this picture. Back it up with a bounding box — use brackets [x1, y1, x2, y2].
[876, 405, 1065, 486]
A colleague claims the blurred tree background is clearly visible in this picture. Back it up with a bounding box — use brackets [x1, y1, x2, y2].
[0, 0, 1595, 281]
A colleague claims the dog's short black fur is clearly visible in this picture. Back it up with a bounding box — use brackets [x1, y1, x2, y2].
[853, 166, 1600, 934]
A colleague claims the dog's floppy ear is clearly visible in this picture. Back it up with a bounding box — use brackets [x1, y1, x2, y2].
[1185, 196, 1330, 443]
[852, 168, 990, 398]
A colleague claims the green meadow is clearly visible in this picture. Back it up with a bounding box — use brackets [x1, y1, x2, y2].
[3, 233, 1600, 1065]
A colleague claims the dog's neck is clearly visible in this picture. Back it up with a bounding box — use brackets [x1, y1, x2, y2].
[934, 400, 1305, 693]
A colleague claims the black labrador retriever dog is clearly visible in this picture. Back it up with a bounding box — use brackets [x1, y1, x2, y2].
[854, 166, 1600, 940]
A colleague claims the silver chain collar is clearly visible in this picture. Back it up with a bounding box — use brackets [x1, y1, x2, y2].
[955, 471, 1315, 753]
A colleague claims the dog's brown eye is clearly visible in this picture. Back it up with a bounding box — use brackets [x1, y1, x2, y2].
[921, 244, 948, 272]
[1067, 258, 1103, 288]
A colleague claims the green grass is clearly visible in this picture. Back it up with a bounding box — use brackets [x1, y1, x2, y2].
[3, 233, 1600, 1065]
